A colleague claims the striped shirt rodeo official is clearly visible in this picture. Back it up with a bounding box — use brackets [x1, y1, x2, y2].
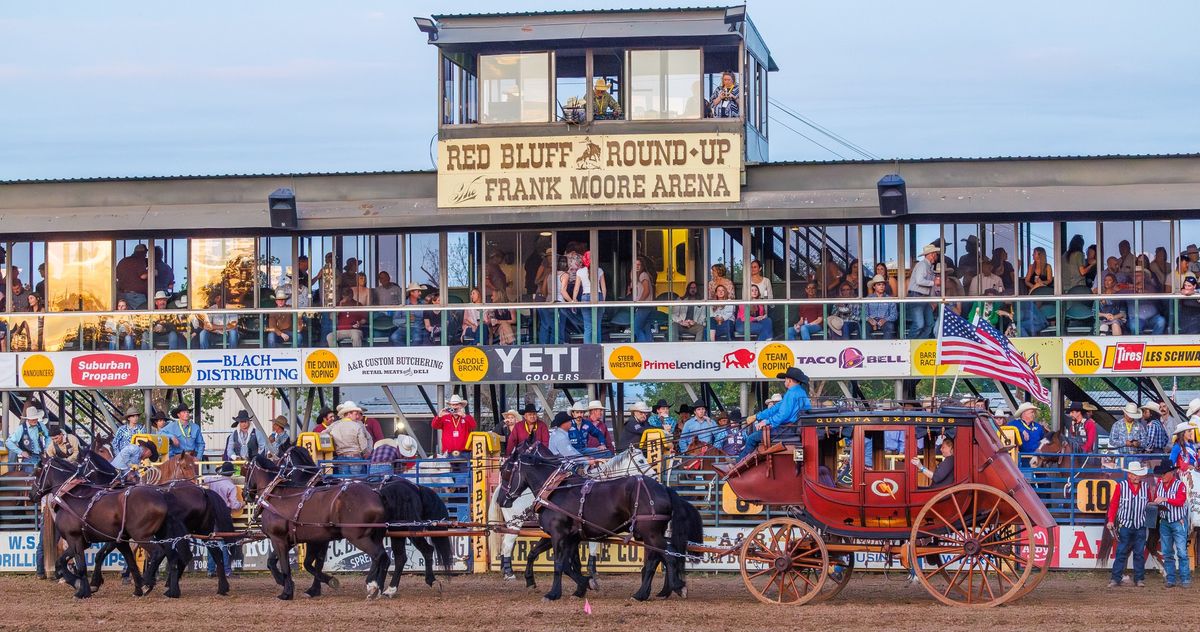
[1106, 461, 1151, 588]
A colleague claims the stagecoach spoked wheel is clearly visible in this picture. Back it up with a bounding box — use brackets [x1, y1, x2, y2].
[738, 518, 828, 605]
[908, 483, 1034, 608]
[811, 541, 853, 603]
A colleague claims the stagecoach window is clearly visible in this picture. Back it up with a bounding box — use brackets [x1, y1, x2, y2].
[479, 52, 551, 124]
[815, 426, 848, 488]
[627, 49, 703, 120]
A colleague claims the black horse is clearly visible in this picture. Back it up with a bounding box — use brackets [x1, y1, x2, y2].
[29, 458, 191, 599]
[497, 438, 702, 601]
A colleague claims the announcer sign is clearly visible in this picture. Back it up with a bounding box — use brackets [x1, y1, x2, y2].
[438, 133, 741, 209]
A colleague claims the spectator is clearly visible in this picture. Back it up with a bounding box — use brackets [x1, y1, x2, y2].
[827, 283, 860, 340]
[431, 394, 477, 457]
[368, 438, 401, 475]
[583, 400, 616, 457]
[870, 262, 897, 297]
[153, 246, 174, 294]
[1102, 256, 1126, 289]
[749, 259, 773, 299]
[649, 399, 676, 438]
[9, 277, 30, 313]
[328, 287, 365, 347]
[460, 287, 483, 344]
[708, 71, 739, 118]
[363, 416, 384, 443]
[555, 252, 583, 343]
[1110, 403, 1148, 455]
[107, 298, 137, 350]
[766, 392, 783, 408]
[421, 288, 443, 345]
[507, 404, 549, 455]
[162, 404, 205, 458]
[45, 427, 82, 463]
[150, 409, 170, 434]
[990, 248, 1016, 295]
[146, 291, 184, 349]
[1098, 273, 1127, 335]
[1106, 460, 1150, 588]
[618, 401, 655, 452]
[484, 288, 516, 345]
[631, 255, 656, 343]
[7, 404, 50, 471]
[390, 283, 427, 346]
[351, 272, 372, 306]
[115, 243, 149, 309]
[1024, 247, 1053, 293]
[1168, 422, 1197, 471]
[708, 284, 736, 341]
[1176, 253, 1196, 295]
[1126, 267, 1166, 335]
[266, 286, 298, 348]
[673, 403, 693, 449]
[25, 292, 43, 313]
[1137, 255, 1163, 293]
[969, 259, 1005, 296]
[864, 275, 898, 338]
[739, 284, 774, 341]
[485, 251, 509, 299]
[223, 410, 264, 461]
[1179, 276, 1200, 334]
[374, 271, 403, 306]
[706, 263, 735, 301]
[266, 416, 291, 459]
[337, 258, 360, 295]
[591, 78, 623, 120]
[1083, 245, 1099, 289]
[1004, 403, 1046, 454]
[498, 408, 520, 449]
[907, 244, 939, 338]
[679, 400, 718, 453]
[1154, 462, 1191, 588]
[1117, 240, 1137, 276]
[1065, 402, 1098, 452]
[1141, 404, 1169, 454]
[670, 281, 705, 340]
[1062, 234, 1088, 292]
[573, 251, 606, 344]
[320, 401, 373, 474]
[717, 408, 747, 456]
[204, 461, 241, 578]
[786, 281, 824, 340]
[1150, 247, 1171, 292]
[112, 407, 143, 455]
[291, 255, 313, 309]
[312, 407, 336, 433]
[197, 294, 240, 349]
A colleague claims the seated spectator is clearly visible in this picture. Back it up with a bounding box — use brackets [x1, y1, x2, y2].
[870, 262, 897, 297]
[197, 294, 239, 349]
[787, 281, 824, 340]
[1179, 275, 1200, 334]
[969, 259, 1005, 296]
[1024, 247, 1053, 293]
[422, 288, 443, 345]
[390, 283, 427, 346]
[739, 284, 774, 341]
[1125, 267, 1166, 335]
[106, 298, 137, 350]
[460, 287, 483, 344]
[265, 286, 299, 348]
[1150, 246, 1171, 292]
[670, 281, 705, 340]
[351, 272, 372, 306]
[827, 283, 860, 340]
[708, 284, 735, 341]
[968, 290, 1016, 336]
[484, 289, 516, 345]
[374, 271, 403, 306]
[706, 264, 735, 301]
[146, 291, 184, 349]
[864, 275, 898, 338]
[708, 72, 739, 118]
[1098, 273, 1128, 336]
[327, 287, 365, 347]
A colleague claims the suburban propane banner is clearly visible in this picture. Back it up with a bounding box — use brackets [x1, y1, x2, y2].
[1062, 336, 1200, 375]
[17, 351, 156, 389]
[437, 133, 741, 208]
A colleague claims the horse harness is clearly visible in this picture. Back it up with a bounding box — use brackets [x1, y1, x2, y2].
[525, 460, 671, 545]
[49, 478, 139, 543]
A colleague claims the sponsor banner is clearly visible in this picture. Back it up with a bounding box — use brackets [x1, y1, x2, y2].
[306, 347, 451, 385]
[17, 351, 155, 389]
[0, 532, 127, 572]
[1063, 336, 1200, 375]
[766, 340, 910, 379]
[450, 345, 603, 383]
[911, 337, 1062, 378]
[438, 133, 741, 209]
[156, 349, 302, 387]
[604, 342, 760, 381]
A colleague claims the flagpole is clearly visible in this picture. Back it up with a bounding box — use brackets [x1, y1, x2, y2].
[930, 296, 947, 405]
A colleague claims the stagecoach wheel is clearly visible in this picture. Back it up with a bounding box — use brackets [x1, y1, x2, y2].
[738, 518, 828, 606]
[810, 547, 853, 603]
[909, 483, 1034, 608]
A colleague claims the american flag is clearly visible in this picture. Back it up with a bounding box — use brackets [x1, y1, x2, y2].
[938, 310, 1051, 404]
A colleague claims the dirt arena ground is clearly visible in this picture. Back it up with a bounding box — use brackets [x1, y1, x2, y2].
[0, 569, 1181, 631]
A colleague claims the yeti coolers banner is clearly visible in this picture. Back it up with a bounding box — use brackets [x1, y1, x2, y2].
[450, 345, 603, 383]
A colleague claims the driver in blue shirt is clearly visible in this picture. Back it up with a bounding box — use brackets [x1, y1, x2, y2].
[736, 367, 812, 462]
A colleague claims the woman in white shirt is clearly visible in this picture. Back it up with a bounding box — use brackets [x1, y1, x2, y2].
[573, 251, 607, 343]
[631, 256, 655, 342]
[351, 272, 372, 306]
[749, 259, 773, 299]
[708, 284, 735, 341]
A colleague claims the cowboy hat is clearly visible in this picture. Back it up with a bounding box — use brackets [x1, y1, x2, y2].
[653, 399, 670, 411]
[776, 367, 810, 385]
[230, 410, 253, 427]
[920, 244, 941, 256]
[552, 411, 572, 427]
[217, 461, 236, 477]
[124, 406, 140, 419]
[137, 439, 160, 462]
[587, 400, 604, 411]
[405, 283, 423, 293]
[1122, 402, 1140, 418]
[1153, 462, 1175, 477]
[339, 401, 363, 415]
[1066, 402, 1083, 412]
[171, 403, 190, 418]
[1139, 403, 1159, 413]
[271, 415, 287, 429]
[520, 403, 538, 415]
[769, 393, 783, 403]
[691, 399, 708, 411]
[593, 77, 609, 91]
[1081, 402, 1098, 412]
[274, 285, 292, 299]
[502, 409, 520, 419]
[727, 407, 745, 423]
[374, 437, 399, 451]
[1123, 461, 1148, 476]
[1014, 402, 1039, 418]
[630, 401, 652, 414]
[22, 404, 45, 422]
[1187, 398, 1200, 418]
[869, 274, 888, 286]
[569, 400, 588, 413]
[149, 408, 167, 422]
[153, 290, 169, 301]
[447, 394, 466, 406]
[1173, 421, 1197, 436]
[992, 406, 1010, 417]
[395, 434, 419, 458]
[676, 403, 692, 414]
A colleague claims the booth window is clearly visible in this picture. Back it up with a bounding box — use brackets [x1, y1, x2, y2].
[480, 52, 551, 124]
[591, 49, 626, 121]
[47, 241, 111, 312]
[190, 238, 255, 310]
[441, 52, 478, 125]
[627, 49, 703, 120]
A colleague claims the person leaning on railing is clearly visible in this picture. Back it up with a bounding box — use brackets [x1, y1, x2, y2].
[320, 401, 372, 474]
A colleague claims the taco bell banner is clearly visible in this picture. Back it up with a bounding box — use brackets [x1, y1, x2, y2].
[764, 340, 911, 379]
[603, 341, 911, 382]
[451, 345, 603, 383]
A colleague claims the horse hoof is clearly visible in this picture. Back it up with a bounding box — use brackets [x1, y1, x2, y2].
[680, 586, 688, 599]
[382, 587, 397, 598]
[277, 593, 292, 601]
[366, 581, 380, 599]
[326, 576, 340, 590]
[589, 578, 599, 591]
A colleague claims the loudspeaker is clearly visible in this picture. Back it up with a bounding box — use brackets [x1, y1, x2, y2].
[268, 188, 297, 229]
[877, 174, 907, 217]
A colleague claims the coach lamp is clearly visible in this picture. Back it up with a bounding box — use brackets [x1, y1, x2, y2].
[414, 17, 438, 42]
[877, 174, 908, 217]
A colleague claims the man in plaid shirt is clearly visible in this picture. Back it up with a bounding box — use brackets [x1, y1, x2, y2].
[1109, 403, 1147, 455]
[1142, 404, 1169, 454]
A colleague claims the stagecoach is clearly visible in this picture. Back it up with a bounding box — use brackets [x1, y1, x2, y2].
[716, 404, 1056, 607]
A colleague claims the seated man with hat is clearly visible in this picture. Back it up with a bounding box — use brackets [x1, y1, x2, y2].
[7, 404, 50, 471]
[149, 408, 170, 434]
[548, 412, 592, 469]
[736, 367, 812, 462]
[1005, 403, 1047, 454]
[112, 406, 144, 455]
[266, 416, 292, 459]
[648, 399, 676, 438]
[45, 426, 82, 463]
[224, 410, 265, 461]
[574, 401, 613, 459]
[507, 404, 549, 455]
[111, 439, 160, 473]
[320, 401, 373, 474]
[1110, 403, 1148, 455]
[680, 400, 718, 453]
[618, 401, 656, 452]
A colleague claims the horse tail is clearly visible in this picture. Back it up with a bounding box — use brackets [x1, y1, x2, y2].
[417, 484, 454, 570]
[204, 488, 237, 540]
[665, 487, 703, 563]
[1096, 526, 1114, 565]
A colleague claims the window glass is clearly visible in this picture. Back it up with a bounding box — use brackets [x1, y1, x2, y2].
[1061, 222, 1097, 293]
[748, 227, 784, 300]
[942, 223, 976, 298]
[1143, 220, 1172, 293]
[591, 49, 626, 121]
[814, 425, 850, 488]
[1179, 219, 1200, 289]
[7, 240, 46, 313]
[406, 234, 441, 291]
[190, 238, 255, 310]
[1019, 222, 1056, 295]
[440, 53, 477, 125]
[480, 52, 550, 124]
[824, 226, 861, 297]
[707, 227, 742, 299]
[628, 49, 703, 120]
[862, 224, 898, 297]
[555, 50, 587, 122]
[47, 241, 111, 312]
[703, 47, 740, 120]
[788, 227, 823, 298]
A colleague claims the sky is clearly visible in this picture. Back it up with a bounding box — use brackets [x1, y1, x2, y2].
[1, 1, 1198, 180]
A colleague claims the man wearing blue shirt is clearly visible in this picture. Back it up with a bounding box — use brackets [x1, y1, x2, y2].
[7, 404, 50, 471]
[1005, 402, 1047, 454]
[736, 367, 812, 462]
[680, 401, 719, 452]
[161, 403, 206, 457]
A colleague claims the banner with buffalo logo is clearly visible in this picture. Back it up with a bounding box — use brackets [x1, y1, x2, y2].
[451, 345, 603, 383]
[604, 343, 761, 381]
[1062, 336, 1200, 375]
[17, 351, 154, 389]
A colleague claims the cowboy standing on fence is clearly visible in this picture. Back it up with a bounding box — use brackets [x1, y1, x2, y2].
[223, 410, 265, 461]
[162, 403, 205, 458]
[7, 404, 50, 472]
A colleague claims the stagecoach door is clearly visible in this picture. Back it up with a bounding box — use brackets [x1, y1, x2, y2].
[858, 426, 913, 529]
